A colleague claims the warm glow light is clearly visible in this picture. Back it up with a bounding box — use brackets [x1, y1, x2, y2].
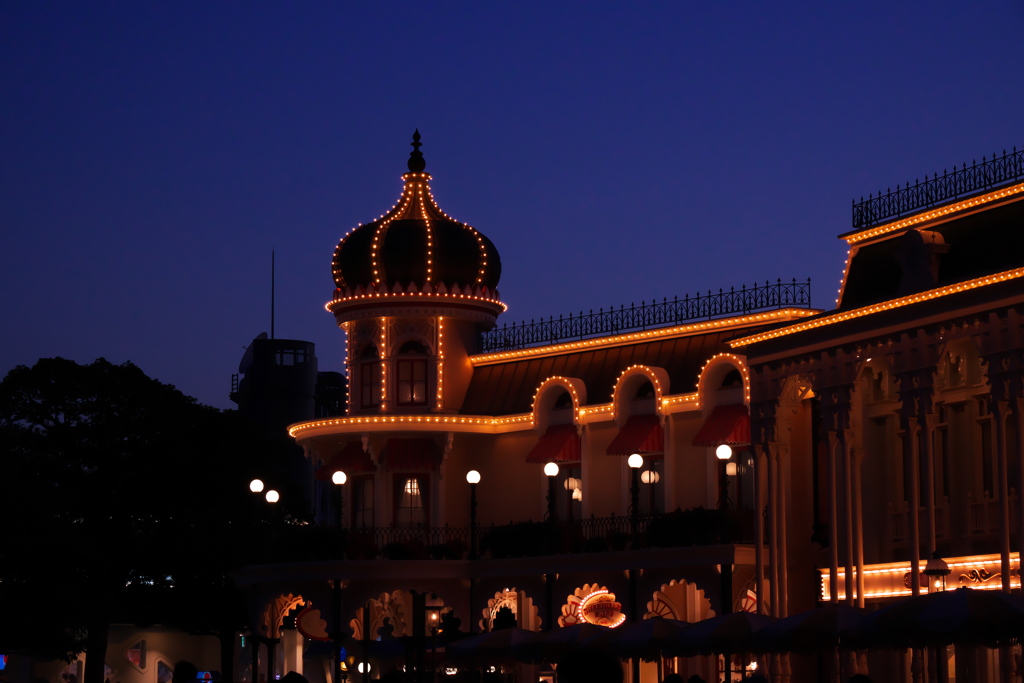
[466, 470, 481, 485]
[265, 490, 280, 503]
[731, 267, 1024, 347]
[332, 471, 347, 485]
[641, 470, 660, 484]
[843, 182, 1024, 245]
[471, 309, 817, 365]
[696, 354, 751, 406]
[544, 462, 559, 477]
[627, 453, 643, 469]
[716, 444, 733, 460]
[249, 479, 264, 493]
[726, 462, 738, 476]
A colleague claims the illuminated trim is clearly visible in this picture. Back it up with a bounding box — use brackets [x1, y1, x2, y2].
[696, 354, 751, 406]
[472, 309, 817, 365]
[326, 288, 506, 313]
[531, 376, 584, 424]
[820, 553, 1020, 601]
[289, 413, 535, 438]
[435, 317, 445, 410]
[291, 392, 705, 440]
[730, 267, 1024, 347]
[610, 365, 666, 422]
[843, 182, 1024, 246]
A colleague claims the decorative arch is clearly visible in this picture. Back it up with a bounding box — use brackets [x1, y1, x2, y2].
[260, 593, 306, 639]
[478, 587, 541, 632]
[531, 376, 587, 430]
[645, 579, 716, 622]
[350, 589, 414, 640]
[611, 365, 669, 424]
[697, 353, 751, 409]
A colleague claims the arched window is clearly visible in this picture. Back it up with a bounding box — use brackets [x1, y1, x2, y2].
[359, 344, 382, 409]
[396, 341, 429, 407]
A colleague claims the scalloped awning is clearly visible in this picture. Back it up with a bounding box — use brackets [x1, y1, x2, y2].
[525, 424, 580, 463]
[692, 404, 750, 447]
[606, 414, 664, 458]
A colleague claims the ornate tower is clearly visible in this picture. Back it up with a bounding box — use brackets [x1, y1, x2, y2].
[329, 132, 505, 415]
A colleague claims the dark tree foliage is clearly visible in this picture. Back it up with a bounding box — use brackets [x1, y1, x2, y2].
[0, 358, 301, 680]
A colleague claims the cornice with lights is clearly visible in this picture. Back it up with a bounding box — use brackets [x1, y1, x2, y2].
[842, 182, 1024, 246]
[821, 553, 1020, 601]
[730, 267, 1024, 348]
[289, 391, 704, 440]
[471, 309, 817, 366]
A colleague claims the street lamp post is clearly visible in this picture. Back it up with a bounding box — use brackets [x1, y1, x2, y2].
[627, 453, 643, 543]
[715, 444, 734, 614]
[466, 470, 480, 559]
[543, 462, 559, 523]
[332, 470, 347, 529]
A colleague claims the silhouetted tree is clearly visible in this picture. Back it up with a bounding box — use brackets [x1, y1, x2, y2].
[0, 358, 302, 681]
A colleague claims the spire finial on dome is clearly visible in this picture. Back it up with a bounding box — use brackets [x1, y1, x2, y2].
[408, 129, 426, 173]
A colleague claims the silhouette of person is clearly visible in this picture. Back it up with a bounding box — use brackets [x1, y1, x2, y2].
[662, 675, 684, 683]
[685, 676, 706, 683]
[555, 648, 623, 683]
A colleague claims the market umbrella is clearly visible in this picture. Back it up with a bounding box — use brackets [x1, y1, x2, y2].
[446, 628, 540, 665]
[855, 587, 1024, 649]
[752, 603, 868, 653]
[515, 623, 611, 663]
[589, 617, 691, 660]
[667, 611, 777, 657]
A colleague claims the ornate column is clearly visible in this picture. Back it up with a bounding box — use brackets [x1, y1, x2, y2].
[819, 382, 855, 604]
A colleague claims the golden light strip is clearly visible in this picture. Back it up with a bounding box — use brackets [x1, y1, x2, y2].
[288, 412, 535, 438]
[730, 267, 1024, 347]
[844, 182, 1024, 245]
[819, 553, 1020, 601]
[326, 290, 507, 312]
[696, 353, 751, 406]
[472, 309, 816, 364]
[435, 317, 445, 410]
[531, 376, 583, 421]
[610, 365, 664, 421]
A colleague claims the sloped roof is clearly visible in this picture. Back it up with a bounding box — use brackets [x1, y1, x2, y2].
[462, 327, 762, 415]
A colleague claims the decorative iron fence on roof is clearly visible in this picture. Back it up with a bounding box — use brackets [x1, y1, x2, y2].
[851, 146, 1024, 230]
[479, 279, 812, 353]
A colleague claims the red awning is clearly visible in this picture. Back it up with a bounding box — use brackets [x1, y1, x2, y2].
[315, 441, 376, 480]
[382, 438, 443, 471]
[525, 424, 580, 463]
[692, 403, 750, 447]
[606, 414, 664, 457]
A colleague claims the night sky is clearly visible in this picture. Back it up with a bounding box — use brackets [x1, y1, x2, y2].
[3, 2, 1022, 409]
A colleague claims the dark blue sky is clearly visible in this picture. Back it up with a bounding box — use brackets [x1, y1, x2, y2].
[3, 2, 1022, 409]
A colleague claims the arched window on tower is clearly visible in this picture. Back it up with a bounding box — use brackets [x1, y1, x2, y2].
[358, 344, 382, 409]
[396, 341, 429, 407]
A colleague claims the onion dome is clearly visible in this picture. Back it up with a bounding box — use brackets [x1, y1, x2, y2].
[327, 133, 503, 325]
[332, 131, 502, 295]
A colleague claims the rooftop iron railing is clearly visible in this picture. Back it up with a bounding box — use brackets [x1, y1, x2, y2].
[851, 146, 1024, 230]
[479, 279, 812, 353]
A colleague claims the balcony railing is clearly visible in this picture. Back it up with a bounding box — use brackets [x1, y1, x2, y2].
[479, 280, 812, 353]
[267, 507, 756, 563]
[851, 147, 1024, 230]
